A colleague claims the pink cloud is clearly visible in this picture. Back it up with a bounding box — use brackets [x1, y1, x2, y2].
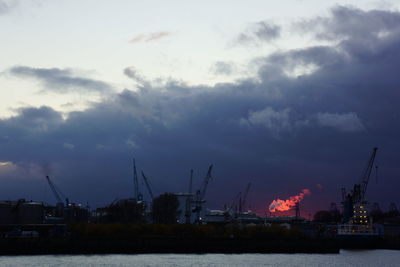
[129, 31, 172, 44]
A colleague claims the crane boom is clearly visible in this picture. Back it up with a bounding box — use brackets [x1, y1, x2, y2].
[229, 191, 242, 211]
[241, 182, 252, 211]
[133, 158, 140, 200]
[199, 165, 213, 200]
[359, 147, 378, 201]
[141, 171, 154, 201]
[45, 175, 63, 204]
[193, 164, 214, 224]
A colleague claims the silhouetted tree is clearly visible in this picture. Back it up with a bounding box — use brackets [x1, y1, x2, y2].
[152, 193, 180, 224]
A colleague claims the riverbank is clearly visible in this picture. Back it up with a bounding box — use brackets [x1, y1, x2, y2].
[1, 223, 400, 255]
[0, 224, 340, 255]
[0, 236, 339, 255]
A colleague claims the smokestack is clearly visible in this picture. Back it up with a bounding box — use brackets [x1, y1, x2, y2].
[295, 202, 300, 218]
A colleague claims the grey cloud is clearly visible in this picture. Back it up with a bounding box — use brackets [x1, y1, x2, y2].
[0, 1, 9, 14]
[211, 61, 236, 75]
[9, 66, 112, 94]
[255, 21, 281, 41]
[237, 21, 281, 45]
[0, 0, 17, 15]
[123, 67, 150, 88]
[316, 112, 365, 132]
[1, 6, 400, 213]
[240, 107, 292, 137]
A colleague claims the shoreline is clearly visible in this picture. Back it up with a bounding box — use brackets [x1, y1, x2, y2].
[0, 237, 340, 255]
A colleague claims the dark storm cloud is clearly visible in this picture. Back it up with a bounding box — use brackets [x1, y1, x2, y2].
[1, 6, 400, 213]
[296, 5, 400, 41]
[9, 66, 112, 93]
[237, 21, 281, 45]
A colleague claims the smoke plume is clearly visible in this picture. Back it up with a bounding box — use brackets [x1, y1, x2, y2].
[269, 189, 311, 212]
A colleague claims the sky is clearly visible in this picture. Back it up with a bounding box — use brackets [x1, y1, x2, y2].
[0, 0, 400, 215]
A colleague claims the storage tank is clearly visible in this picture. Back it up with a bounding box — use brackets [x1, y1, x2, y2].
[0, 202, 15, 224]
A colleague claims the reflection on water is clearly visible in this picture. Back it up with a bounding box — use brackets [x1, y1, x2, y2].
[0, 250, 399, 267]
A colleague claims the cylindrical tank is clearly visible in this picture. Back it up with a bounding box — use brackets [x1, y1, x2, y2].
[0, 202, 15, 224]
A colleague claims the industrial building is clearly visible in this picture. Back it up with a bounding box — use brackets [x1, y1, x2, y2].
[0, 199, 44, 224]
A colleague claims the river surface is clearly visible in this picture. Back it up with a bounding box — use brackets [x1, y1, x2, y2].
[0, 250, 399, 266]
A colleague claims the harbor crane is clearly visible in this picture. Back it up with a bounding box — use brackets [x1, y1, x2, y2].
[141, 171, 155, 201]
[239, 182, 252, 212]
[229, 191, 242, 212]
[198, 165, 213, 202]
[341, 147, 378, 223]
[133, 158, 143, 201]
[185, 169, 194, 224]
[342, 147, 378, 203]
[45, 175, 67, 206]
[193, 165, 213, 224]
[188, 169, 193, 194]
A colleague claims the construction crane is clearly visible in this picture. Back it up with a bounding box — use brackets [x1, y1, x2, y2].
[341, 147, 378, 223]
[185, 169, 194, 224]
[141, 171, 154, 201]
[229, 191, 242, 212]
[359, 147, 378, 202]
[45, 175, 66, 205]
[351, 147, 378, 203]
[240, 182, 252, 212]
[132, 158, 143, 201]
[193, 164, 213, 224]
[198, 165, 213, 201]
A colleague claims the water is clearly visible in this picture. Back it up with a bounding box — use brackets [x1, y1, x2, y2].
[0, 250, 398, 267]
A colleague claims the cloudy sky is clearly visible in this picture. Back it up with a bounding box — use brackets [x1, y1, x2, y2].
[1, 0, 399, 215]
